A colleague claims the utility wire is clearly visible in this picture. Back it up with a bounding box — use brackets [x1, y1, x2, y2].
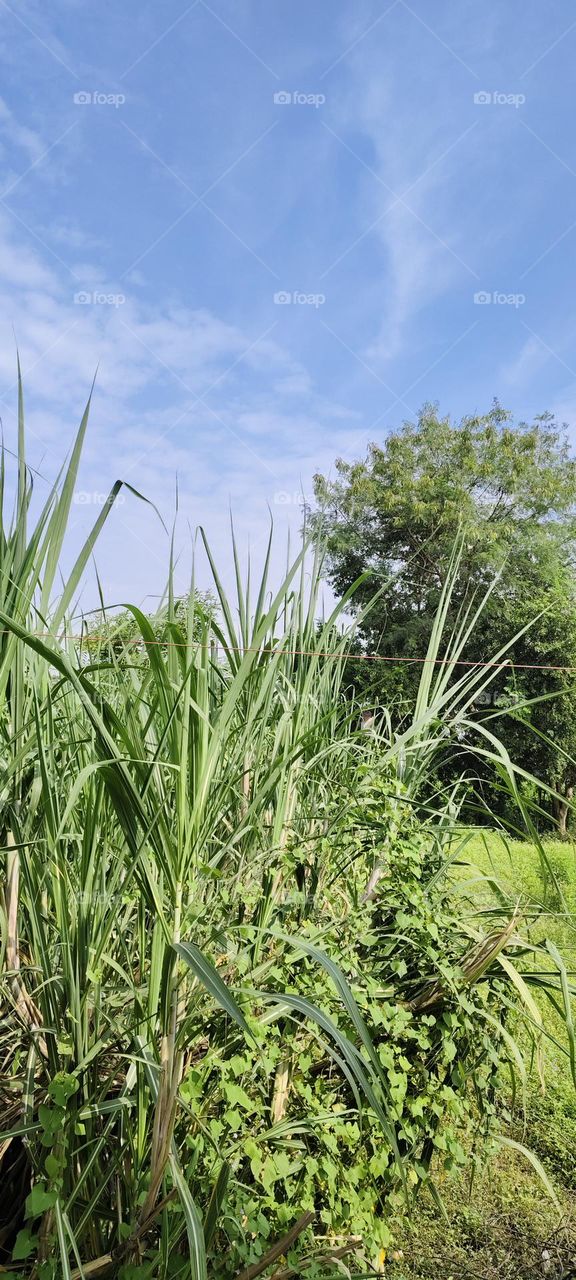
[2, 630, 576, 674]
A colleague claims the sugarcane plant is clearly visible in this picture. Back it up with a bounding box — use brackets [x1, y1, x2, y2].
[0, 375, 574, 1279]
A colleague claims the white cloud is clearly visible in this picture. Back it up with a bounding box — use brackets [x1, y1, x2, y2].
[45, 220, 108, 251]
[343, 70, 468, 364]
[323, 6, 494, 367]
[0, 95, 44, 162]
[501, 333, 551, 388]
[0, 206, 366, 606]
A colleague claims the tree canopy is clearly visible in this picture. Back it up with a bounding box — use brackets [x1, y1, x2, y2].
[311, 403, 576, 832]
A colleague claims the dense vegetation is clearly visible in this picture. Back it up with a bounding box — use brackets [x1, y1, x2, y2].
[1, 386, 575, 1279]
[396, 830, 576, 1279]
[311, 404, 576, 834]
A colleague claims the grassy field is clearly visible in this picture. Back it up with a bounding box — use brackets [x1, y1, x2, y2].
[392, 830, 576, 1280]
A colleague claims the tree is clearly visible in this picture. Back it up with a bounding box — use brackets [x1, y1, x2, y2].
[81, 591, 218, 664]
[311, 403, 576, 834]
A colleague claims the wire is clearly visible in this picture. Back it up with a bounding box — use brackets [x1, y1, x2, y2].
[2, 629, 576, 674]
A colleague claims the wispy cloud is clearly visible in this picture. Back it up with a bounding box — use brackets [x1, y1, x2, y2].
[0, 95, 44, 160]
[0, 203, 364, 602]
[0, 0, 575, 605]
[323, 20, 480, 365]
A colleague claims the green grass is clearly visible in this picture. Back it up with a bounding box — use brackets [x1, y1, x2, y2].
[392, 1149, 576, 1280]
[460, 829, 576, 1082]
[463, 829, 576, 932]
[391, 829, 576, 1280]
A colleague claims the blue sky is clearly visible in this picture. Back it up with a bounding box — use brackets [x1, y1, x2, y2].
[1, 0, 576, 608]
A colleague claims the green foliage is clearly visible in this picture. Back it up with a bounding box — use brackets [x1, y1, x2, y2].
[173, 788, 506, 1273]
[311, 403, 576, 832]
[82, 592, 218, 664]
[0, 381, 574, 1278]
[391, 1147, 576, 1280]
[11, 1072, 80, 1274]
[392, 827, 576, 1279]
[312, 402, 576, 610]
[527, 1087, 576, 1190]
